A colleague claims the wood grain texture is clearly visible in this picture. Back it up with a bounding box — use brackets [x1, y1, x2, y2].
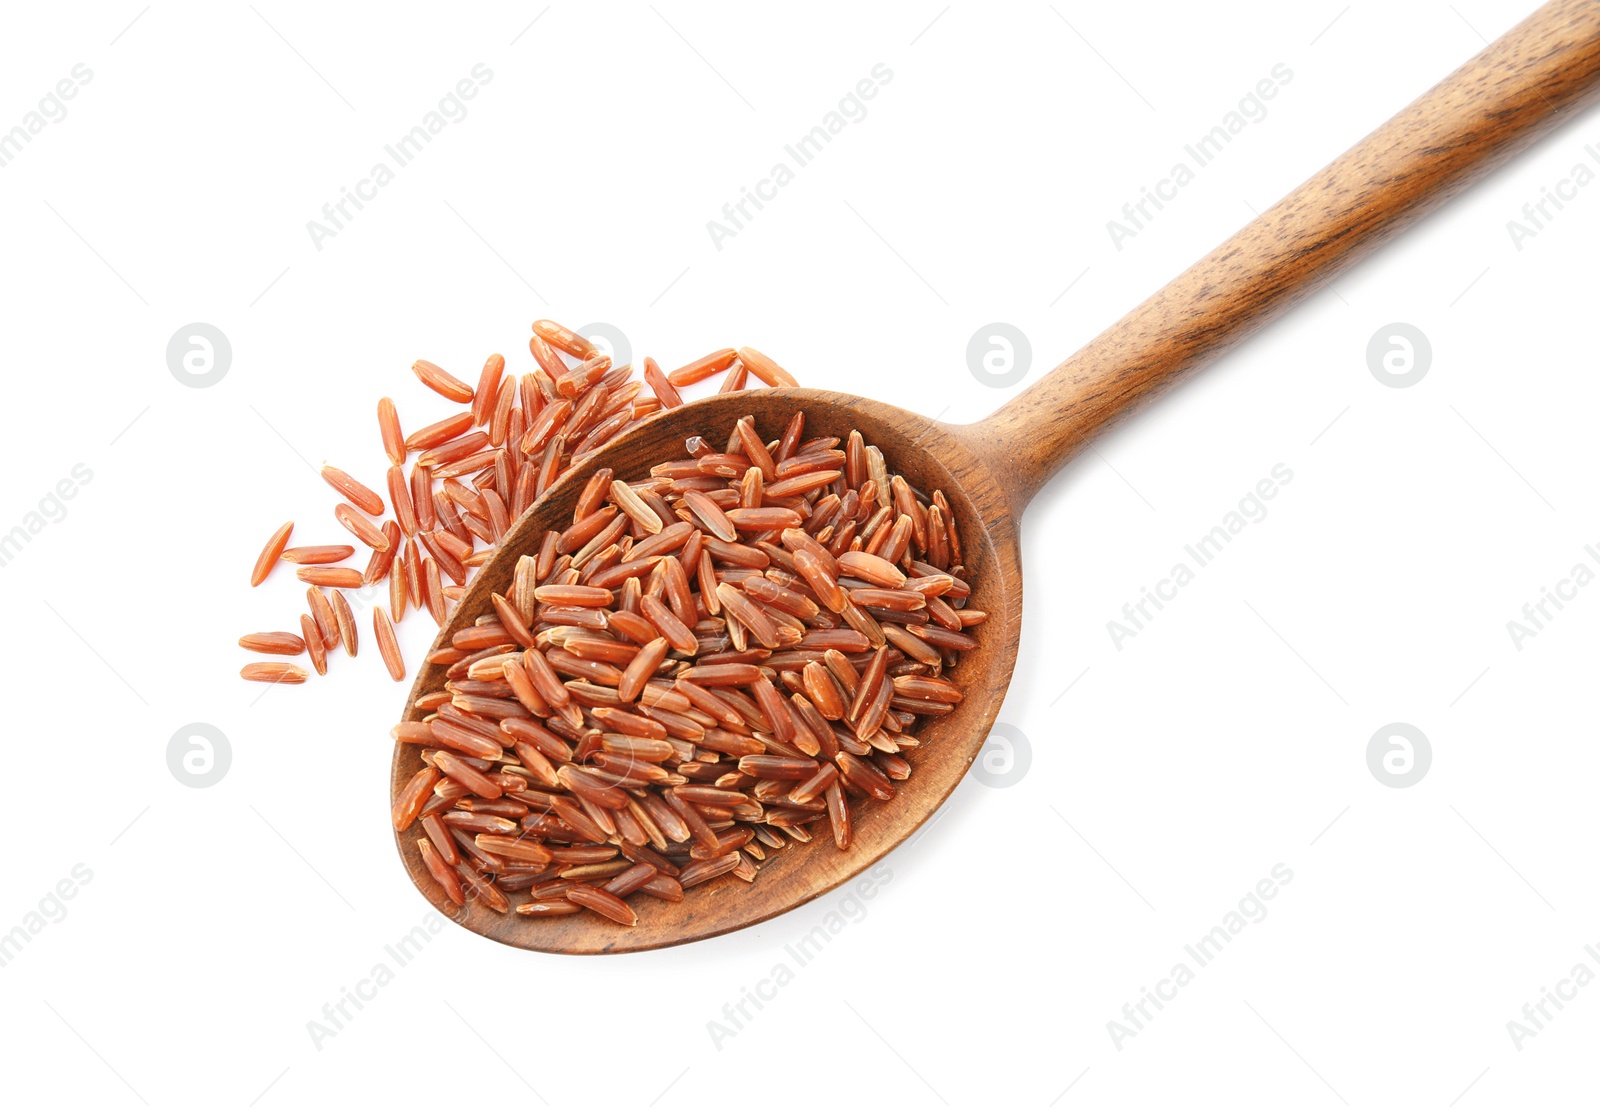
[392, 0, 1600, 953]
[392, 389, 1021, 954]
[956, 0, 1600, 517]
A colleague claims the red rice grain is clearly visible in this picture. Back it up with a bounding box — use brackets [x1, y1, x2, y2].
[405, 412, 475, 453]
[307, 587, 339, 648]
[333, 504, 390, 552]
[737, 346, 798, 387]
[330, 590, 358, 657]
[297, 615, 327, 675]
[418, 837, 465, 903]
[473, 354, 505, 425]
[665, 348, 738, 387]
[296, 566, 364, 589]
[251, 521, 294, 587]
[531, 319, 597, 360]
[565, 882, 639, 926]
[378, 397, 405, 465]
[237, 631, 306, 655]
[374, 606, 405, 680]
[281, 544, 356, 565]
[412, 359, 475, 403]
[320, 466, 385, 517]
[240, 662, 308, 684]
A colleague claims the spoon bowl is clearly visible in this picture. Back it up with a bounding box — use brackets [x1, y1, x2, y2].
[391, 388, 1023, 954]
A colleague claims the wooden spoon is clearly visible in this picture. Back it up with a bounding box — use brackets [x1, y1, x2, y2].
[394, 0, 1600, 954]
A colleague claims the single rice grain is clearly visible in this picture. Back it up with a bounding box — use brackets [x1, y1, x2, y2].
[251, 521, 294, 587]
[330, 590, 358, 656]
[320, 465, 385, 517]
[281, 544, 356, 565]
[412, 359, 475, 402]
[301, 614, 328, 675]
[374, 605, 405, 680]
[241, 661, 308, 684]
[238, 631, 306, 655]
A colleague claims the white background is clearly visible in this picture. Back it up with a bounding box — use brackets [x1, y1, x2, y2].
[1, 1, 1596, 1109]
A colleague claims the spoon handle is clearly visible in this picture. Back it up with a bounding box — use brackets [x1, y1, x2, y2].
[959, 0, 1600, 517]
